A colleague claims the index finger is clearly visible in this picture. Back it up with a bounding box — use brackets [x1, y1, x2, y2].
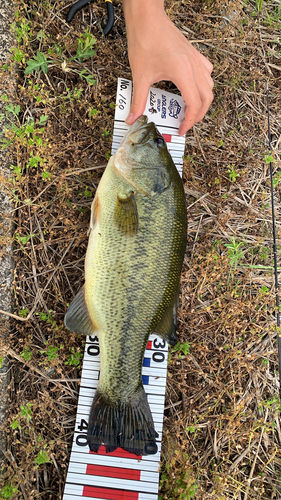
[174, 76, 202, 135]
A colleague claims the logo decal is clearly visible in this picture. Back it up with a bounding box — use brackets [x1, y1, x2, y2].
[168, 99, 181, 119]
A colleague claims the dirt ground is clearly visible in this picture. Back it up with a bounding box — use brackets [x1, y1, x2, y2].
[0, 0, 281, 498]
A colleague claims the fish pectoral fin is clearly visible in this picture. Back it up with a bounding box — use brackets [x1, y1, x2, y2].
[89, 193, 100, 231]
[114, 190, 138, 236]
[64, 286, 97, 336]
[153, 291, 179, 345]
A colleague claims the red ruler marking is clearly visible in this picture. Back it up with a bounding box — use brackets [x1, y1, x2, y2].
[90, 446, 142, 460]
[86, 464, 141, 481]
[146, 341, 152, 350]
[83, 485, 138, 499]
[162, 134, 172, 142]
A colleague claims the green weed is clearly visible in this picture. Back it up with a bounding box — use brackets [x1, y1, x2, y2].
[160, 458, 198, 500]
[35, 449, 51, 468]
[88, 107, 99, 118]
[84, 187, 92, 198]
[37, 311, 59, 331]
[65, 347, 83, 369]
[18, 308, 29, 318]
[0, 485, 19, 499]
[21, 348, 32, 361]
[225, 238, 244, 272]
[256, 0, 264, 14]
[10, 419, 21, 430]
[273, 171, 281, 188]
[172, 341, 190, 359]
[23, 29, 97, 84]
[25, 50, 48, 75]
[42, 169, 51, 181]
[20, 402, 33, 422]
[227, 164, 240, 182]
[262, 395, 281, 412]
[40, 345, 58, 361]
[76, 29, 97, 62]
[11, 17, 31, 45]
[15, 232, 34, 245]
[264, 154, 276, 164]
[0, 105, 48, 151]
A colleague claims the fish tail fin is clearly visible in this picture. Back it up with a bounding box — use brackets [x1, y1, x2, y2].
[87, 386, 158, 456]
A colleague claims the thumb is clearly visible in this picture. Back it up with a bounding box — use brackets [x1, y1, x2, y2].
[126, 78, 150, 125]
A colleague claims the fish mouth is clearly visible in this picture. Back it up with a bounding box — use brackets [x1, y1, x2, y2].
[122, 115, 150, 146]
[113, 115, 153, 185]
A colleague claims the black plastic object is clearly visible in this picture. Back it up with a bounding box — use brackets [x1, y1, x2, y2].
[66, 0, 114, 36]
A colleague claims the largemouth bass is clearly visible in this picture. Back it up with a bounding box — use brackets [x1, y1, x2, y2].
[65, 116, 187, 456]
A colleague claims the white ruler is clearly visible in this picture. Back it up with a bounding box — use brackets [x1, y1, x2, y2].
[63, 78, 186, 500]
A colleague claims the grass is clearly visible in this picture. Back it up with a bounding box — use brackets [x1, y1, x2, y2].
[0, 0, 281, 498]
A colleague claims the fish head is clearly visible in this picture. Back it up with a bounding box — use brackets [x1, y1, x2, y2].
[114, 116, 173, 197]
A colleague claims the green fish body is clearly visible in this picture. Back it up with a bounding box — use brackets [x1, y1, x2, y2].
[65, 116, 187, 455]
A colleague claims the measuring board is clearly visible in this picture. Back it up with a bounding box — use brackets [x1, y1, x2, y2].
[63, 78, 186, 500]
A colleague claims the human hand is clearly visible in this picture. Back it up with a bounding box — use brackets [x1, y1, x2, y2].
[123, 0, 214, 135]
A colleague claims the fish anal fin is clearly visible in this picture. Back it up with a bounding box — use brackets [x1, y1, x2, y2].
[64, 286, 97, 336]
[114, 191, 138, 236]
[153, 292, 179, 346]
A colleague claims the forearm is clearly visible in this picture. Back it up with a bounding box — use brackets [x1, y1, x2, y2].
[123, 0, 164, 18]
[123, 0, 165, 36]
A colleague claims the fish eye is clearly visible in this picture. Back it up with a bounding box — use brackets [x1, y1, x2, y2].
[155, 137, 164, 145]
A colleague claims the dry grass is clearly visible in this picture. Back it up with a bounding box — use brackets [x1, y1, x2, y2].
[0, 0, 281, 498]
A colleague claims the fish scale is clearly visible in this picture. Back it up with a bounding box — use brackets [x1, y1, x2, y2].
[63, 79, 187, 499]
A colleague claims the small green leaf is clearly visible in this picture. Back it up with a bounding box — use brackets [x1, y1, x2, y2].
[25, 50, 48, 75]
[21, 348, 32, 361]
[264, 154, 275, 164]
[39, 114, 48, 125]
[36, 29, 46, 40]
[20, 402, 32, 421]
[54, 42, 63, 57]
[84, 187, 92, 198]
[18, 308, 29, 318]
[19, 234, 34, 245]
[35, 449, 50, 466]
[0, 485, 19, 499]
[11, 419, 21, 430]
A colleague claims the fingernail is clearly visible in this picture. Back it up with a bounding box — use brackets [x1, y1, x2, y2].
[125, 113, 134, 125]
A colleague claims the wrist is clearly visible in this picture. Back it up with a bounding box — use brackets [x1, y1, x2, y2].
[123, 0, 165, 27]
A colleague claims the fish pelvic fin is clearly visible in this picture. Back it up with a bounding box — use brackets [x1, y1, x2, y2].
[87, 386, 158, 456]
[64, 286, 97, 336]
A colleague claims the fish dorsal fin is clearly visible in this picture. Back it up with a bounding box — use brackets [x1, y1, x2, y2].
[64, 286, 97, 336]
[153, 291, 179, 345]
[114, 191, 138, 236]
